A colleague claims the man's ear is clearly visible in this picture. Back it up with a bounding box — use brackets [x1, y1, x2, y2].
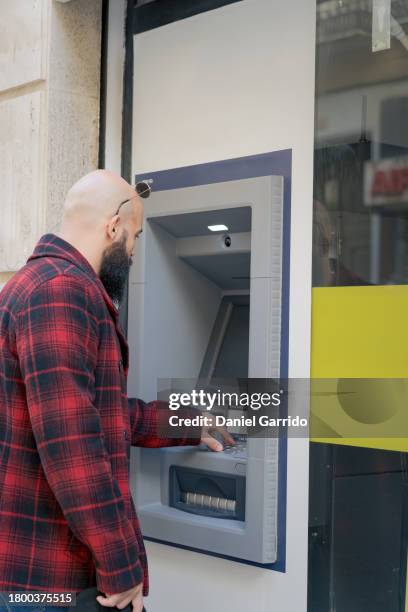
[106, 215, 120, 240]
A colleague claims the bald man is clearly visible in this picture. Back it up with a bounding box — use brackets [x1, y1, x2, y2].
[0, 170, 232, 612]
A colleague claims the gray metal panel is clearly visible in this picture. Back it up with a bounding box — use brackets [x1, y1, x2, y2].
[128, 175, 284, 564]
[180, 253, 251, 290]
[151, 206, 251, 238]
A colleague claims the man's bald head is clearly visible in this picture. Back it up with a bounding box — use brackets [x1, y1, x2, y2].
[63, 169, 139, 224]
[59, 170, 144, 300]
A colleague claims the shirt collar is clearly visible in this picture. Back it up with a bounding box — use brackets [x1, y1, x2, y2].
[28, 233, 119, 317]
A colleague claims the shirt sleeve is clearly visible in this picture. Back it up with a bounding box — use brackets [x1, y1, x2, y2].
[15, 274, 143, 595]
[128, 398, 202, 448]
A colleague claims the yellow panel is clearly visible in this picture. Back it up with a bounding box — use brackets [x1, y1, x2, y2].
[311, 286, 408, 378]
[311, 286, 408, 452]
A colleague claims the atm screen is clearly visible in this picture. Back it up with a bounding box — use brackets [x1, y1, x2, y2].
[199, 295, 249, 383]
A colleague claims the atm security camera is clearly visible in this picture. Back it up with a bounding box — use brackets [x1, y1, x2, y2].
[223, 234, 232, 248]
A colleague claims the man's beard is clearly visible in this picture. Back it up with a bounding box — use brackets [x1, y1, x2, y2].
[99, 233, 132, 305]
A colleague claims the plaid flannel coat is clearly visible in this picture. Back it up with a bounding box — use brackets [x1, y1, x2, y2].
[0, 234, 200, 596]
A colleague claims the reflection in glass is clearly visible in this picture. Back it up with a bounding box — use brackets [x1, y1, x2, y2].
[310, 2, 408, 612]
[313, 0, 408, 287]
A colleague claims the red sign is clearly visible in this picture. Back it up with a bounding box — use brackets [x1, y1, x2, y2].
[364, 157, 408, 205]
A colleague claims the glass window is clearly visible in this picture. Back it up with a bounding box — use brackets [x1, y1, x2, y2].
[310, 2, 408, 611]
[313, 0, 408, 287]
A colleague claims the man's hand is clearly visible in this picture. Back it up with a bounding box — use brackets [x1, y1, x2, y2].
[201, 414, 236, 451]
[97, 583, 143, 611]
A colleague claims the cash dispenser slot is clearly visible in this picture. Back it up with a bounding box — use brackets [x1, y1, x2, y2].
[169, 465, 246, 520]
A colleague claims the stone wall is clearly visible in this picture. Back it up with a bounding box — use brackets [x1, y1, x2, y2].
[0, 0, 102, 281]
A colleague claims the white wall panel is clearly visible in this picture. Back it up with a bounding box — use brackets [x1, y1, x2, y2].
[130, 1, 315, 610]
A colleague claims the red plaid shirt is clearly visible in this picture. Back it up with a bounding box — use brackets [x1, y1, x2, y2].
[0, 234, 200, 596]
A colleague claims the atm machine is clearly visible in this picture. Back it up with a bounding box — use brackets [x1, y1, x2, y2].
[128, 175, 285, 565]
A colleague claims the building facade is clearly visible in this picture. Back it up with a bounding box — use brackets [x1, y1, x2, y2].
[1, 2, 407, 612]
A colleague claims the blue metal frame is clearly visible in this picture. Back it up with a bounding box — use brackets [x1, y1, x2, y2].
[136, 149, 291, 572]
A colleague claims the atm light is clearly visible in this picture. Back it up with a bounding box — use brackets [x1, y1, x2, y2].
[208, 224, 229, 232]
